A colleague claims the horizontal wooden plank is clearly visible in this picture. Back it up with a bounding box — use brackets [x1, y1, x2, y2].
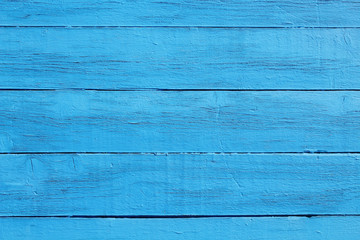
[1, 28, 360, 90]
[0, 154, 359, 215]
[0, 91, 359, 153]
[1, 0, 360, 27]
[1, 217, 360, 240]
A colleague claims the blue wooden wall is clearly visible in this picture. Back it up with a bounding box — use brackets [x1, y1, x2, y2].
[1, 1, 360, 239]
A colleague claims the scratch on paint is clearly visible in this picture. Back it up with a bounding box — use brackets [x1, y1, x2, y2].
[72, 156, 77, 171]
[214, 92, 224, 153]
[275, 6, 310, 24]
[30, 158, 34, 174]
[316, 0, 320, 26]
[225, 157, 242, 190]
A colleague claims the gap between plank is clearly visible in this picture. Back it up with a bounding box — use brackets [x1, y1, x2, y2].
[1, 214, 360, 219]
[1, 89, 360, 92]
[0, 152, 359, 155]
[1, 26, 360, 29]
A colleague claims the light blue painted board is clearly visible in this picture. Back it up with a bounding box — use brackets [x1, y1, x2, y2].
[1, 0, 360, 27]
[0, 154, 359, 215]
[0, 91, 359, 153]
[1, 28, 360, 89]
[1, 217, 360, 239]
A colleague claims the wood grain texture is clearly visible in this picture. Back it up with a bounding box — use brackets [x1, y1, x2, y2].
[2, 0, 359, 236]
[1, 28, 360, 90]
[1, 0, 360, 27]
[0, 154, 359, 215]
[1, 217, 360, 239]
[0, 91, 359, 153]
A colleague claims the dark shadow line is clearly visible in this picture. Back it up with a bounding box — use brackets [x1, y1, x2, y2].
[1, 214, 360, 219]
[1, 88, 360, 92]
[1, 26, 360, 29]
[0, 151, 359, 155]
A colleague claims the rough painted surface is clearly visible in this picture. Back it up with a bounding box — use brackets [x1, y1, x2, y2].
[1, 0, 360, 27]
[1, 28, 360, 89]
[0, 154, 359, 216]
[2, 0, 360, 237]
[1, 217, 360, 240]
[0, 91, 359, 153]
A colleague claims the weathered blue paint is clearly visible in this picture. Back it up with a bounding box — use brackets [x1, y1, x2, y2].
[1, 0, 359, 238]
[1, 28, 359, 89]
[0, 154, 359, 216]
[0, 91, 359, 153]
[1, 217, 360, 240]
[1, 0, 360, 27]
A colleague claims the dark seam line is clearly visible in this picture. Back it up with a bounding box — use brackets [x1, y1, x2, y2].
[0, 26, 360, 29]
[1, 89, 360, 92]
[0, 152, 359, 155]
[1, 214, 360, 219]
